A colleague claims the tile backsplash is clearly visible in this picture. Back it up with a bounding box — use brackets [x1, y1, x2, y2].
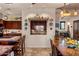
[3, 29, 21, 34]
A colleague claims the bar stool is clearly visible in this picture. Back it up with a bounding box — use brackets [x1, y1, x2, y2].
[13, 35, 26, 56]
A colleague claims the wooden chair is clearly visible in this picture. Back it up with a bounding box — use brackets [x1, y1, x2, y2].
[13, 35, 26, 56]
[50, 39, 53, 56]
[50, 36, 59, 56]
[22, 35, 26, 55]
[13, 36, 22, 56]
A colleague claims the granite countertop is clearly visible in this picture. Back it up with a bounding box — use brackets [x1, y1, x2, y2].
[3, 29, 21, 34]
[52, 38, 79, 56]
[0, 36, 21, 41]
[0, 45, 13, 56]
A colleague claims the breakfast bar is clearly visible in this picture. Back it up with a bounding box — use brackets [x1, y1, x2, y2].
[0, 36, 25, 56]
[0, 45, 13, 56]
[0, 36, 21, 42]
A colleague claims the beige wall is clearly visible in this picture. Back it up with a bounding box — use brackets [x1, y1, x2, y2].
[22, 8, 56, 48]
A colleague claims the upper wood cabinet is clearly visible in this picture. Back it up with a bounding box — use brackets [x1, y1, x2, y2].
[3, 21, 21, 29]
[0, 19, 4, 24]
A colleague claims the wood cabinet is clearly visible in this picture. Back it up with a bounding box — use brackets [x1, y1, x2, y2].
[73, 20, 79, 40]
[0, 19, 3, 24]
[3, 21, 21, 29]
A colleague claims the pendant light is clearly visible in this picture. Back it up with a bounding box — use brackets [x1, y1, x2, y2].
[60, 3, 78, 17]
[74, 9, 78, 16]
[60, 10, 63, 15]
[60, 3, 71, 17]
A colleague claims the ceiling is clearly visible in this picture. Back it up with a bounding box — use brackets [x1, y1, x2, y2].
[0, 3, 64, 8]
[57, 3, 79, 10]
[0, 3, 68, 16]
[0, 3, 65, 17]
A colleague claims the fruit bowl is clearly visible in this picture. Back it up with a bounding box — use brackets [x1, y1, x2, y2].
[67, 44, 76, 49]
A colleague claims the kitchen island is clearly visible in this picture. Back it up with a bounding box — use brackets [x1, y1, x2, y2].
[0, 36, 20, 41]
[51, 37, 79, 56]
[0, 36, 21, 45]
[0, 45, 13, 56]
[0, 36, 23, 56]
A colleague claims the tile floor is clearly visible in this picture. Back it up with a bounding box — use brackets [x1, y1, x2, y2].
[25, 48, 52, 56]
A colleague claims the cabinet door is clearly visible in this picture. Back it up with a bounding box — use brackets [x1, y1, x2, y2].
[4, 21, 21, 29]
[77, 21, 79, 38]
[73, 20, 79, 39]
[12, 22, 17, 29]
[6, 21, 12, 29]
[73, 21, 77, 39]
[13, 21, 21, 29]
[16, 21, 21, 29]
[77, 21, 79, 32]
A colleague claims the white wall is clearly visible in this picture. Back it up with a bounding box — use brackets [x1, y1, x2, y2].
[22, 7, 55, 48]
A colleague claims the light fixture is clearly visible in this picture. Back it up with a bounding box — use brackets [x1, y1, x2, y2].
[61, 12, 71, 17]
[74, 11, 77, 15]
[60, 10, 71, 17]
[60, 3, 78, 17]
[60, 3, 71, 17]
[2, 15, 8, 20]
[60, 11, 63, 15]
[67, 22, 70, 25]
[74, 9, 78, 16]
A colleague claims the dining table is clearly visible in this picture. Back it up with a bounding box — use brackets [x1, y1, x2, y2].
[52, 37, 79, 56]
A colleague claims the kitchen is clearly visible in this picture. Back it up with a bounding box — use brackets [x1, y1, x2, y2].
[0, 3, 24, 56]
[0, 3, 79, 56]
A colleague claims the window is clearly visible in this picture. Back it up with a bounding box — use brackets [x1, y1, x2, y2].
[60, 21, 65, 30]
